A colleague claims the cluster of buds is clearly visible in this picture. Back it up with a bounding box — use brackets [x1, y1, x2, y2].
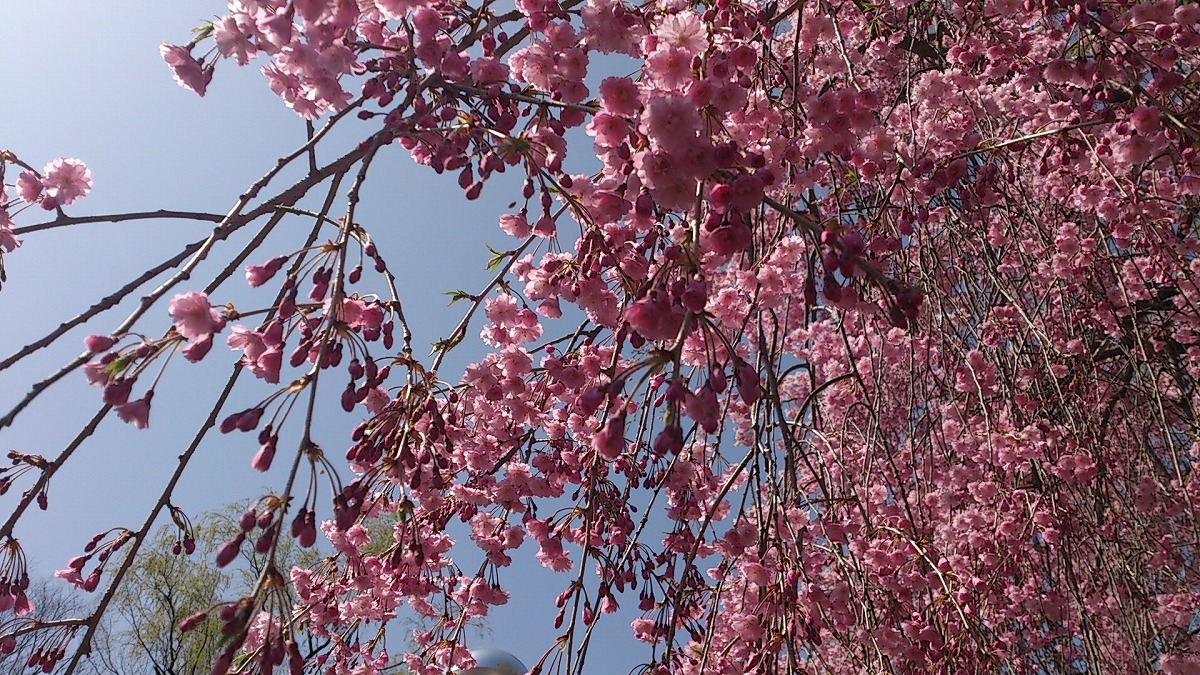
[218, 407, 278, 472]
[0, 537, 33, 614]
[81, 334, 160, 429]
[167, 505, 197, 556]
[341, 356, 390, 413]
[54, 528, 134, 593]
[180, 572, 303, 673]
[216, 496, 290, 568]
[0, 451, 48, 506]
[179, 596, 255, 675]
[12, 622, 78, 673]
[818, 227, 868, 304]
[81, 292, 230, 428]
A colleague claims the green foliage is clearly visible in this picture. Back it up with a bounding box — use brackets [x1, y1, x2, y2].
[92, 501, 323, 675]
[91, 517, 228, 674]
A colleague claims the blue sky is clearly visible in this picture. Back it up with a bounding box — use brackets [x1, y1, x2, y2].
[1, 3, 650, 673]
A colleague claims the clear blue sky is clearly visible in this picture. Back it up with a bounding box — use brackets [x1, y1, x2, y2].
[2, 3, 646, 673]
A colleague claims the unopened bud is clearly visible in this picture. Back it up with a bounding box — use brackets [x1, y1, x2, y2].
[84, 335, 116, 353]
[239, 510, 257, 532]
[215, 535, 243, 568]
[179, 610, 208, 632]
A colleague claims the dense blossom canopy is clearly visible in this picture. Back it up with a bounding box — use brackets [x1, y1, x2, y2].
[3, 0, 1200, 673]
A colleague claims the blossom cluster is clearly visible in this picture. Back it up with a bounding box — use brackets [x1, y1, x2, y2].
[141, 0, 1200, 671]
[3, 0, 1200, 673]
[0, 156, 92, 261]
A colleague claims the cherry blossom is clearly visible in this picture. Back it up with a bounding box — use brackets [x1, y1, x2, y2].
[167, 291, 224, 342]
[4, 0, 1200, 673]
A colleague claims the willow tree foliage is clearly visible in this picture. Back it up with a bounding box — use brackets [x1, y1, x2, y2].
[3, 0, 1200, 673]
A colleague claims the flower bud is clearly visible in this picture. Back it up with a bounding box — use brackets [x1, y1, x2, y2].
[84, 334, 116, 353]
[236, 408, 264, 432]
[239, 510, 257, 532]
[593, 413, 626, 461]
[734, 359, 761, 405]
[252, 438, 277, 472]
[182, 334, 213, 362]
[215, 535, 243, 568]
[179, 610, 208, 632]
[81, 570, 101, 592]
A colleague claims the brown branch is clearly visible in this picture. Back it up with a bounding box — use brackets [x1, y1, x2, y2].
[13, 210, 225, 236]
[62, 365, 244, 675]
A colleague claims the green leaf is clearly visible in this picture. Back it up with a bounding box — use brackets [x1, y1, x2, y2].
[430, 333, 464, 356]
[193, 21, 215, 40]
[485, 246, 508, 272]
[106, 353, 134, 377]
[444, 290, 472, 305]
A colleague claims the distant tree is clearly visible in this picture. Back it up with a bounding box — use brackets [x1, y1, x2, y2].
[0, 578, 90, 674]
[2, 501, 343, 675]
[85, 516, 227, 675]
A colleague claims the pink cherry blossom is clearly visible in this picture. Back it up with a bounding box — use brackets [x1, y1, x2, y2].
[160, 43, 212, 96]
[15, 172, 42, 204]
[168, 291, 224, 342]
[0, 210, 18, 252]
[115, 392, 152, 429]
[227, 324, 283, 384]
[213, 14, 257, 66]
[38, 158, 92, 208]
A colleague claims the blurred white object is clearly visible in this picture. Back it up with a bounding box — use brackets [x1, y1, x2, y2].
[459, 647, 528, 675]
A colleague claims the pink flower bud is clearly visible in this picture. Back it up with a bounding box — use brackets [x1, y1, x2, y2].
[841, 231, 866, 257]
[81, 570, 101, 592]
[709, 368, 727, 394]
[238, 509, 258, 530]
[291, 509, 307, 539]
[102, 378, 133, 406]
[593, 414, 626, 461]
[210, 652, 232, 675]
[287, 640, 303, 675]
[680, 279, 707, 313]
[709, 184, 733, 211]
[182, 334, 213, 362]
[179, 610, 208, 632]
[215, 535, 243, 568]
[652, 425, 683, 457]
[244, 256, 286, 287]
[252, 438, 277, 472]
[707, 223, 751, 256]
[84, 334, 116, 353]
[735, 359, 760, 405]
[236, 408, 264, 432]
[300, 511, 317, 548]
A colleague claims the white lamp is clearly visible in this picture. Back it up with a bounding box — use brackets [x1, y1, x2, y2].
[459, 647, 528, 675]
